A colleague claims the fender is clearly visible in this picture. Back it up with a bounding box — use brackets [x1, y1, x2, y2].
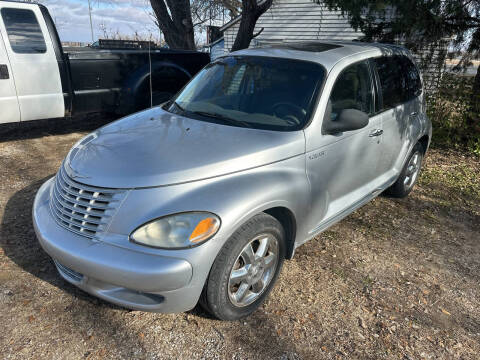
[106, 155, 311, 258]
[116, 61, 192, 114]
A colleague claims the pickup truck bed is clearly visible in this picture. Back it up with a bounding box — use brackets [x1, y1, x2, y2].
[66, 48, 209, 116]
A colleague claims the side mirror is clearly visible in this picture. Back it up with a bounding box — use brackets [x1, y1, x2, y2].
[324, 108, 369, 134]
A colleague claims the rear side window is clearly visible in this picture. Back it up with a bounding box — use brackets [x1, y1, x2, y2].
[373, 57, 404, 110]
[374, 55, 422, 111]
[1, 8, 47, 54]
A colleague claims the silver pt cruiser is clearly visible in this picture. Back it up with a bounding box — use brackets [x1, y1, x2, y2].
[33, 42, 431, 320]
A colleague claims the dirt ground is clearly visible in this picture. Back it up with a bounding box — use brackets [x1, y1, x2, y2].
[0, 119, 479, 359]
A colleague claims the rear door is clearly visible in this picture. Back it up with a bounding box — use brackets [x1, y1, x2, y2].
[0, 30, 20, 123]
[373, 55, 422, 176]
[0, 4, 64, 122]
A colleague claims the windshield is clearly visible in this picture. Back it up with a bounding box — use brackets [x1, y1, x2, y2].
[165, 56, 325, 131]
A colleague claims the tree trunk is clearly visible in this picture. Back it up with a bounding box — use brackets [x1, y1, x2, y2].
[150, 0, 196, 50]
[231, 0, 273, 52]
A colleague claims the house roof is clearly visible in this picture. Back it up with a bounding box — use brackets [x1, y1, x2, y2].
[219, 0, 271, 31]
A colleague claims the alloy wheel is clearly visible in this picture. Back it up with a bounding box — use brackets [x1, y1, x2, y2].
[228, 234, 279, 307]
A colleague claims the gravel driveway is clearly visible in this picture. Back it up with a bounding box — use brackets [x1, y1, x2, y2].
[1, 119, 479, 359]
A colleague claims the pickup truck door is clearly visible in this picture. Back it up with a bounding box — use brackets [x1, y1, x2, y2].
[0, 30, 20, 123]
[304, 60, 383, 234]
[0, 4, 64, 122]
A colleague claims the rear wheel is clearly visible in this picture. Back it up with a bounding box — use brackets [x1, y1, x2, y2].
[200, 213, 285, 320]
[386, 143, 424, 198]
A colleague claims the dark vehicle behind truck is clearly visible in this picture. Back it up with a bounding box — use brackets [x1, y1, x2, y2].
[0, 0, 210, 125]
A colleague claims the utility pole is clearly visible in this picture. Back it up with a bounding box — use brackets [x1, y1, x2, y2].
[88, 0, 94, 43]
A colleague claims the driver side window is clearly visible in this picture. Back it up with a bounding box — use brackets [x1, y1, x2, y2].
[329, 61, 374, 121]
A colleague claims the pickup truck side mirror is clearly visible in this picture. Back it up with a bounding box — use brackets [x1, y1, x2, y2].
[324, 108, 369, 134]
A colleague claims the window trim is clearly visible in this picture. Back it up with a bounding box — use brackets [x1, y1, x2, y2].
[1, 7, 47, 55]
[370, 58, 384, 114]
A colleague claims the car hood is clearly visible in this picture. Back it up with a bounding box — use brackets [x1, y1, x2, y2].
[65, 107, 305, 188]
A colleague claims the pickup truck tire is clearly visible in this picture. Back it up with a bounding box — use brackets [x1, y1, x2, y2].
[200, 213, 285, 320]
[386, 143, 424, 198]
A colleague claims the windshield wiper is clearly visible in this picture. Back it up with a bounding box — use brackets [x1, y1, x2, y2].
[190, 110, 252, 128]
[173, 101, 185, 112]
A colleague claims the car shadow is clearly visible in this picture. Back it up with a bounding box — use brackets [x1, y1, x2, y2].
[0, 176, 232, 320]
[0, 176, 125, 310]
[0, 113, 117, 143]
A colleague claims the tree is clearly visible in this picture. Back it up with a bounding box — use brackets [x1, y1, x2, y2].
[231, 0, 273, 51]
[150, 0, 271, 51]
[319, 0, 480, 121]
[150, 0, 196, 50]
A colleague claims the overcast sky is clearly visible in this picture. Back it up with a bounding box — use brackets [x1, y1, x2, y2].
[40, 0, 159, 43]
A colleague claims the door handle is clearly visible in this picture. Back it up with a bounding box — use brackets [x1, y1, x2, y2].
[0, 64, 9, 79]
[369, 129, 383, 137]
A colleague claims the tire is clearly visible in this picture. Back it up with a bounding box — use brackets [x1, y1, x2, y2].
[386, 143, 424, 198]
[200, 213, 286, 320]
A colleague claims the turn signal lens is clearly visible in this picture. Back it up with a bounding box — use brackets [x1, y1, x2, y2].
[189, 217, 220, 243]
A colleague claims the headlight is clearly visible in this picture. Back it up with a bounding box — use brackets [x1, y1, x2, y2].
[130, 212, 221, 249]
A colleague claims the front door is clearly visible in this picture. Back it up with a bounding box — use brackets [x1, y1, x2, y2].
[0, 4, 64, 122]
[0, 30, 20, 124]
[305, 60, 383, 233]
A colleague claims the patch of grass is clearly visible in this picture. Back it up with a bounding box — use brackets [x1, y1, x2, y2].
[332, 267, 346, 280]
[420, 163, 480, 199]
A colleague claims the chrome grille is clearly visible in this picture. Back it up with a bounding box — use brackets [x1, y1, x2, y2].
[50, 165, 125, 238]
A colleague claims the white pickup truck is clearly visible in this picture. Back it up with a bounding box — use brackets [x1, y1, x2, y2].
[0, 0, 209, 125]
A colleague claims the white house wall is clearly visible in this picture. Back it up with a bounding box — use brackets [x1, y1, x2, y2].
[223, 0, 363, 51]
[222, 0, 446, 92]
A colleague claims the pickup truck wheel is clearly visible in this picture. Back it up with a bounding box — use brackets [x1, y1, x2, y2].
[200, 213, 285, 320]
[386, 143, 424, 198]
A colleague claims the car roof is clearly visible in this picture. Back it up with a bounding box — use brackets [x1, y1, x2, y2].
[229, 41, 411, 72]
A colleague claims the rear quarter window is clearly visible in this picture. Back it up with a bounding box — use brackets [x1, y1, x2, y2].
[1, 8, 47, 54]
[399, 56, 423, 99]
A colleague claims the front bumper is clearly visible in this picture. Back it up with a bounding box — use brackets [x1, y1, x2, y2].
[32, 178, 203, 313]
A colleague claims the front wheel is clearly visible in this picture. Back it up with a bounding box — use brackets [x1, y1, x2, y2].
[386, 143, 424, 198]
[200, 213, 285, 320]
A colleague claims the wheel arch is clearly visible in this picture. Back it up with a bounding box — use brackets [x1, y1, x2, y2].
[418, 134, 430, 154]
[130, 61, 192, 93]
[116, 61, 192, 114]
[263, 207, 297, 260]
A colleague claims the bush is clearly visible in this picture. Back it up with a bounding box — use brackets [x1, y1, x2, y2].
[427, 72, 480, 156]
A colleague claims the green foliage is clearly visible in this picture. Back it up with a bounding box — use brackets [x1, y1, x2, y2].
[320, 1, 480, 50]
[427, 73, 480, 156]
